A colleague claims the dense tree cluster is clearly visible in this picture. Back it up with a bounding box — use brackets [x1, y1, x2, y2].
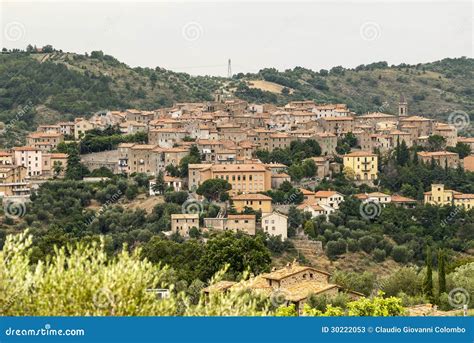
[78, 126, 148, 153]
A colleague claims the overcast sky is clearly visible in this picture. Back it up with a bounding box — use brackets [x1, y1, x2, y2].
[1, 0, 472, 76]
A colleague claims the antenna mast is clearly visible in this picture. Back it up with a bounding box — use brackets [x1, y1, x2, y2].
[227, 59, 232, 79]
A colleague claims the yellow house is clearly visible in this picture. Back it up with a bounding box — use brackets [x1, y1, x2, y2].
[343, 151, 378, 182]
[454, 194, 474, 210]
[424, 184, 474, 210]
[232, 193, 273, 213]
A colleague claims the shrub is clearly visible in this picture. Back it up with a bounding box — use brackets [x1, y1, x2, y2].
[359, 236, 377, 254]
[275, 304, 297, 316]
[391, 245, 411, 263]
[330, 271, 375, 296]
[326, 239, 347, 259]
[1, 231, 272, 316]
[347, 292, 405, 316]
[164, 191, 189, 205]
[373, 248, 386, 262]
[380, 267, 421, 296]
[347, 238, 359, 252]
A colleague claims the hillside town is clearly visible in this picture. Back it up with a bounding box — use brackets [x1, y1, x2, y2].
[1, 91, 473, 244]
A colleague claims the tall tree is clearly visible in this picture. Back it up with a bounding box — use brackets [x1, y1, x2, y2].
[65, 149, 89, 180]
[153, 170, 166, 194]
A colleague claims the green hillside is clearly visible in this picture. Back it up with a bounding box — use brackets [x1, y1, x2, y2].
[0, 47, 472, 147]
[233, 59, 474, 122]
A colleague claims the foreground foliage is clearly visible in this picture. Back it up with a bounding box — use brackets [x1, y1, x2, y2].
[0, 232, 272, 316]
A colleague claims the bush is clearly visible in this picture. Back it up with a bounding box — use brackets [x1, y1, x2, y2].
[391, 245, 411, 263]
[346, 238, 359, 252]
[307, 293, 349, 312]
[275, 304, 297, 316]
[373, 248, 386, 262]
[1, 231, 273, 316]
[347, 292, 405, 316]
[380, 267, 421, 296]
[359, 236, 377, 254]
[326, 239, 347, 259]
[164, 191, 189, 205]
[330, 271, 376, 296]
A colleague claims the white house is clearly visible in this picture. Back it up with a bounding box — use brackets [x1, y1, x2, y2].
[261, 211, 288, 240]
[354, 192, 391, 206]
[297, 203, 335, 220]
[149, 176, 184, 196]
[314, 190, 345, 209]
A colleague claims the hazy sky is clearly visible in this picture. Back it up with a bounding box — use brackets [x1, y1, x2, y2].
[1, 0, 472, 76]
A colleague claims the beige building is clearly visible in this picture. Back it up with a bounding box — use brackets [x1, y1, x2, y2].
[148, 128, 188, 148]
[0, 151, 13, 165]
[308, 156, 331, 179]
[12, 146, 43, 177]
[125, 109, 155, 124]
[225, 214, 256, 235]
[0, 165, 29, 196]
[271, 173, 291, 189]
[37, 124, 61, 134]
[343, 151, 378, 182]
[74, 118, 96, 140]
[171, 213, 200, 236]
[42, 153, 68, 178]
[204, 214, 256, 235]
[127, 144, 157, 174]
[203, 263, 363, 315]
[432, 123, 457, 147]
[319, 117, 354, 137]
[463, 155, 474, 172]
[312, 132, 337, 156]
[269, 133, 292, 151]
[188, 163, 272, 196]
[417, 151, 459, 169]
[262, 211, 288, 240]
[26, 132, 64, 151]
[399, 116, 433, 137]
[58, 121, 75, 136]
